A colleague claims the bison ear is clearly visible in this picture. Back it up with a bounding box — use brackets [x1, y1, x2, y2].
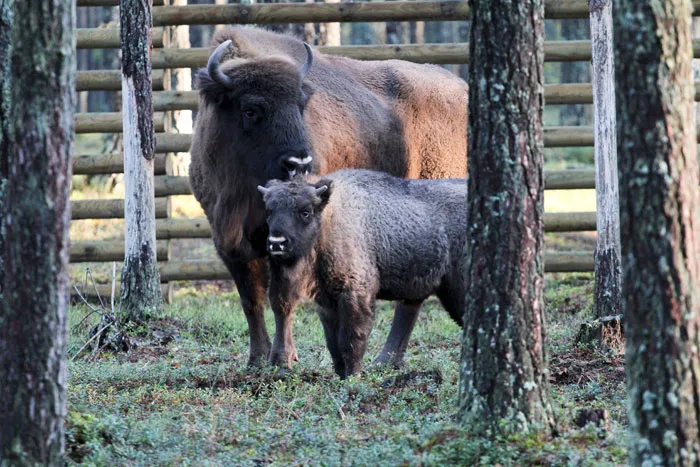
[313, 179, 332, 210]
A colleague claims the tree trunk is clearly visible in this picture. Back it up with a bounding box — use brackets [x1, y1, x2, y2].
[0, 0, 12, 310]
[120, 0, 163, 321]
[615, 0, 700, 464]
[385, 0, 409, 46]
[318, 0, 341, 46]
[458, 0, 554, 435]
[589, 1, 621, 335]
[0, 0, 74, 463]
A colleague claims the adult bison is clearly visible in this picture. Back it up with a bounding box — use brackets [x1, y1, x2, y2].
[189, 26, 467, 368]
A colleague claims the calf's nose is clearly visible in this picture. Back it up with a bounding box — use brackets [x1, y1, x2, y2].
[267, 233, 289, 255]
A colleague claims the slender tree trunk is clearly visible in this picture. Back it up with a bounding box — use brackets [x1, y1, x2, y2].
[0, 0, 74, 463]
[590, 1, 621, 333]
[120, 0, 163, 321]
[386, 0, 409, 46]
[615, 0, 700, 464]
[458, 0, 554, 435]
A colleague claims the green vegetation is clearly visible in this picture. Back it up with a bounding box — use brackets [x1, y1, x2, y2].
[66, 273, 626, 466]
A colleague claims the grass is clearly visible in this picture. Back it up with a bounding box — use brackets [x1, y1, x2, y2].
[65, 273, 627, 466]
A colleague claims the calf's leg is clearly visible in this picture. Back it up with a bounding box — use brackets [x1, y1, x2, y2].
[373, 300, 423, 368]
[268, 272, 302, 368]
[337, 293, 375, 378]
[221, 255, 272, 367]
[316, 305, 345, 377]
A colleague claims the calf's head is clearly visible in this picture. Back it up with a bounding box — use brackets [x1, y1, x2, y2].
[257, 178, 332, 263]
[197, 40, 315, 182]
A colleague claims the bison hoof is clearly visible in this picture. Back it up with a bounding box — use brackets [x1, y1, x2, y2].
[372, 353, 405, 370]
[268, 350, 296, 369]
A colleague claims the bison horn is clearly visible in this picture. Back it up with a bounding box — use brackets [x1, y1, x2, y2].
[208, 39, 234, 88]
[314, 185, 328, 196]
[257, 185, 269, 195]
[299, 43, 313, 79]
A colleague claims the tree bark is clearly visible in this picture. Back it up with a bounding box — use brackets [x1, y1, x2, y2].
[0, 0, 12, 311]
[458, 0, 554, 435]
[615, 0, 700, 464]
[120, 0, 163, 321]
[589, 0, 621, 333]
[0, 0, 74, 463]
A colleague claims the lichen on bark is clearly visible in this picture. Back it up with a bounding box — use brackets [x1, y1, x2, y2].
[615, 0, 700, 464]
[0, 0, 74, 463]
[458, 0, 554, 435]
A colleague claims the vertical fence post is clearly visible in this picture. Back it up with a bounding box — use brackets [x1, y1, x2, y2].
[120, 0, 163, 320]
[589, 0, 622, 330]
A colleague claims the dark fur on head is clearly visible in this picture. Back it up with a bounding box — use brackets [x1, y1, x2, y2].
[258, 177, 332, 264]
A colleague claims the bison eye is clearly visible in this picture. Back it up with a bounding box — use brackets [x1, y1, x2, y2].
[243, 108, 257, 119]
[299, 209, 311, 220]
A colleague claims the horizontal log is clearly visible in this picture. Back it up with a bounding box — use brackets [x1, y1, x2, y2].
[140, 127, 594, 150]
[71, 198, 170, 220]
[148, 83, 700, 111]
[73, 153, 169, 176]
[159, 251, 594, 282]
[544, 170, 595, 190]
[77, 28, 165, 49]
[75, 112, 166, 134]
[76, 70, 164, 92]
[77, 0, 164, 6]
[544, 212, 596, 232]
[155, 133, 192, 153]
[152, 2, 471, 27]
[154, 91, 199, 111]
[154, 176, 192, 197]
[151, 41, 594, 69]
[71, 283, 170, 303]
[156, 218, 212, 239]
[545, 252, 594, 273]
[71, 240, 170, 262]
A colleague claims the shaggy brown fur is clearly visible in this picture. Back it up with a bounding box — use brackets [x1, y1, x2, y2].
[259, 169, 466, 379]
[189, 26, 468, 368]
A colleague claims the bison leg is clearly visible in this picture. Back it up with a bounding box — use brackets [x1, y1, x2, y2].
[224, 257, 272, 367]
[268, 273, 302, 368]
[373, 300, 423, 368]
[316, 305, 345, 377]
[338, 293, 375, 379]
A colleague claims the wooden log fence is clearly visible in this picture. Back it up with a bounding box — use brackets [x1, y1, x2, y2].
[77, 27, 165, 49]
[71, 198, 170, 220]
[148, 1, 700, 27]
[71, 240, 170, 262]
[73, 153, 170, 176]
[77, 70, 164, 92]
[70, 0, 653, 285]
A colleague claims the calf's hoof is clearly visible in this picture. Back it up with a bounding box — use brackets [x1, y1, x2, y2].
[268, 349, 296, 369]
[247, 344, 272, 369]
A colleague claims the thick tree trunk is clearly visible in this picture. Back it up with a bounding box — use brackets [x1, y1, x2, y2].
[458, 0, 554, 435]
[0, 0, 74, 463]
[120, 0, 163, 321]
[615, 0, 700, 464]
[0, 0, 12, 310]
[589, 0, 621, 333]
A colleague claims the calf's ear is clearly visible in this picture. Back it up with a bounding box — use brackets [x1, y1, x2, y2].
[313, 179, 332, 211]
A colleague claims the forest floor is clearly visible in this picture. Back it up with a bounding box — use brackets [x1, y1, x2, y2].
[65, 269, 627, 466]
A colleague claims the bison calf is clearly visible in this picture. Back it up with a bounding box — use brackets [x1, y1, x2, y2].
[257, 169, 465, 379]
